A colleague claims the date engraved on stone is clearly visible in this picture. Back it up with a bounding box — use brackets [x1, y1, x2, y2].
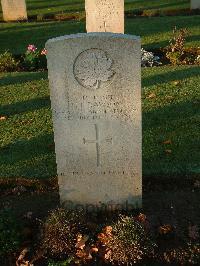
[73, 48, 115, 90]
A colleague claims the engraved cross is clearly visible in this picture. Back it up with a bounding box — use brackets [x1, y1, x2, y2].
[83, 124, 112, 167]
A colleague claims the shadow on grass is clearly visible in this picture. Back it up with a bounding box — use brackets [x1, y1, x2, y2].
[126, 16, 200, 36]
[0, 133, 56, 178]
[145, 34, 200, 49]
[0, 21, 85, 54]
[0, 96, 50, 116]
[0, 71, 47, 86]
[143, 99, 199, 129]
[142, 98, 200, 177]
[27, 0, 84, 11]
[126, 0, 188, 11]
[142, 66, 200, 87]
[0, 98, 199, 179]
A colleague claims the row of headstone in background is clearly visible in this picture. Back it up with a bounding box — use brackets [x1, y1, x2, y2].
[0, 0, 124, 24]
[1, 0, 27, 21]
[1, 0, 200, 22]
[191, 0, 200, 9]
[46, 0, 142, 210]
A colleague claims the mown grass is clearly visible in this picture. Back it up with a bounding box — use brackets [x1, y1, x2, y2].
[0, 0, 190, 18]
[0, 65, 199, 179]
[0, 15, 199, 55]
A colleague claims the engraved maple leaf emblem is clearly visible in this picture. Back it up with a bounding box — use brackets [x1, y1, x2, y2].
[74, 49, 115, 89]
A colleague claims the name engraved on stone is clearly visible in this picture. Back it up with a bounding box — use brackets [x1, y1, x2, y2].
[83, 124, 113, 167]
[52, 92, 136, 121]
[73, 48, 115, 90]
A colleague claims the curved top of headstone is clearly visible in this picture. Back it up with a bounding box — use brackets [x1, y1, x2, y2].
[45, 33, 140, 47]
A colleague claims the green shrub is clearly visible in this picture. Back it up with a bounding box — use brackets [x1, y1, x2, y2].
[166, 51, 183, 65]
[107, 215, 156, 265]
[161, 242, 200, 265]
[164, 27, 199, 65]
[48, 258, 73, 266]
[0, 208, 22, 256]
[142, 9, 160, 17]
[22, 44, 47, 71]
[54, 12, 85, 21]
[37, 14, 45, 21]
[42, 208, 88, 260]
[0, 51, 19, 72]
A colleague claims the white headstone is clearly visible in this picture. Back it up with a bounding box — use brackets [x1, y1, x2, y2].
[46, 33, 142, 211]
[1, 0, 27, 21]
[85, 0, 124, 33]
[191, 0, 200, 9]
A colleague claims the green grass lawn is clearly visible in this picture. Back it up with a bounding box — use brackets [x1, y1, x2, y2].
[0, 65, 199, 179]
[0, 0, 190, 18]
[0, 15, 199, 55]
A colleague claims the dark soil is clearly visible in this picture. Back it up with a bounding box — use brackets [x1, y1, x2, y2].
[0, 176, 199, 265]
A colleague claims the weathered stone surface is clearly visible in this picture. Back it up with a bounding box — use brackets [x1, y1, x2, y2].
[85, 0, 124, 33]
[1, 0, 27, 21]
[191, 0, 200, 9]
[46, 33, 142, 210]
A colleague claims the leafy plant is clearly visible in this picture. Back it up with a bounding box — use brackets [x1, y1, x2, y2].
[22, 44, 47, 71]
[165, 27, 190, 65]
[0, 51, 19, 72]
[42, 208, 88, 260]
[95, 215, 156, 265]
[0, 208, 22, 256]
[141, 9, 160, 17]
[47, 257, 73, 266]
[160, 242, 200, 265]
[166, 51, 183, 65]
[168, 27, 188, 53]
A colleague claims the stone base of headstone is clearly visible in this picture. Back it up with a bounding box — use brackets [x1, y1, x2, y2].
[46, 33, 142, 211]
[1, 0, 27, 21]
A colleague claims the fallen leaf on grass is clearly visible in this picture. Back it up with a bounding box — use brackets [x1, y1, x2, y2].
[76, 247, 92, 260]
[159, 224, 173, 235]
[104, 249, 112, 260]
[165, 149, 172, 154]
[137, 213, 147, 223]
[16, 248, 33, 266]
[90, 246, 98, 253]
[0, 116, 7, 121]
[137, 213, 151, 231]
[165, 96, 174, 100]
[173, 81, 180, 86]
[147, 92, 156, 99]
[76, 234, 89, 249]
[163, 139, 172, 145]
[103, 226, 113, 236]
